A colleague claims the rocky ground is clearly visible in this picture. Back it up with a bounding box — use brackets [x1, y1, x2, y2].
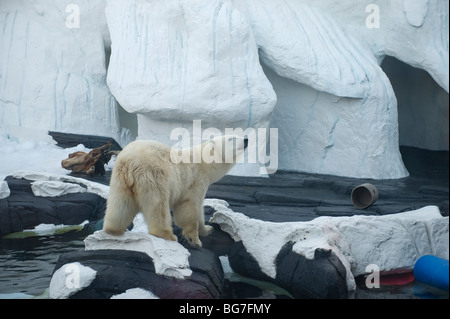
[206, 147, 449, 223]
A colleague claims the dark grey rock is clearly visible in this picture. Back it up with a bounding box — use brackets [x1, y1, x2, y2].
[52, 248, 224, 299]
[228, 241, 273, 283]
[439, 200, 449, 216]
[48, 131, 122, 151]
[275, 243, 348, 299]
[0, 177, 106, 236]
[225, 240, 348, 299]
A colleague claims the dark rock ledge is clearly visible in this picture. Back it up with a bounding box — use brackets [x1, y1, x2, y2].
[49, 248, 223, 299]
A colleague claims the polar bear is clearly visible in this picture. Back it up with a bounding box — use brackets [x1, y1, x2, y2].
[103, 135, 248, 247]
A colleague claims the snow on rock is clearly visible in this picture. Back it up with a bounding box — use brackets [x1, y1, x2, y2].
[208, 200, 356, 292]
[0, 0, 129, 147]
[49, 262, 97, 299]
[110, 288, 159, 299]
[0, 181, 10, 199]
[12, 171, 109, 199]
[22, 221, 87, 234]
[31, 180, 87, 197]
[210, 202, 449, 293]
[49, 247, 224, 299]
[84, 230, 192, 279]
[1, 174, 107, 237]
[326, 206, 449, 276]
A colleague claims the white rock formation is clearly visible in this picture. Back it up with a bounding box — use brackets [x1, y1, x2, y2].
[105, 0, 276, 129]
[230, 0, 448, 178]
[104, 0, 447, 179]
[0, 0, 130, 146]
[264, 64, 405, 178]
[208, 199, 449, 292]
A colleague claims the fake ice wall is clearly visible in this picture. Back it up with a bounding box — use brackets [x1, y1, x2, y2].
[105, 0, 276, 131]
[0, 0, 128, 145]
[232, 0, 448, 178]
[105, 0, 447, 178]
[232, 0, 407, 178]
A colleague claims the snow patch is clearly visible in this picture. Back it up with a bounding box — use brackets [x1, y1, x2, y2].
[0, 181, 10, 199]
[31, 180, 86, 197]
[111, 288, 159, 299]
[13, 170, 109, 199]
[49, 262, 97, 299]
[84, 230, 192, 279]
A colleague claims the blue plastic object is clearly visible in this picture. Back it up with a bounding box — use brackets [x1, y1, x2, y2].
[414, 255, 449, 291]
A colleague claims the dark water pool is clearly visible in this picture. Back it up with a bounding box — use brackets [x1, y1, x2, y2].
[0, 229, 448, 299]
[0, 230, 85, 298]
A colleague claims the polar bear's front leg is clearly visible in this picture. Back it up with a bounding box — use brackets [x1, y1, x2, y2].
[198, 209, 213, 237]
[198, 224, 213, 237]
[173, 199, 203, 247]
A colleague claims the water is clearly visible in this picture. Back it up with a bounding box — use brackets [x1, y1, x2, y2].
[0, 230, 85, 298]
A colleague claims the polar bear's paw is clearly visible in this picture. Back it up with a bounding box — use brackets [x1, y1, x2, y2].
[151, 229, 178, 242]
[199, 225, 213, 237]
[181, 233, 202, 248]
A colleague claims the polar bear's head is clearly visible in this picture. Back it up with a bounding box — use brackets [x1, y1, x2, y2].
[198, 135, 248, 183]
[203, 135, 248, 164]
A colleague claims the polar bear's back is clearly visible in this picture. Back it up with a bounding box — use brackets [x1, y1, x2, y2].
[117, 140, 172, 166]
[121, 139, 170, 155]
[111, 140, 175, 194]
